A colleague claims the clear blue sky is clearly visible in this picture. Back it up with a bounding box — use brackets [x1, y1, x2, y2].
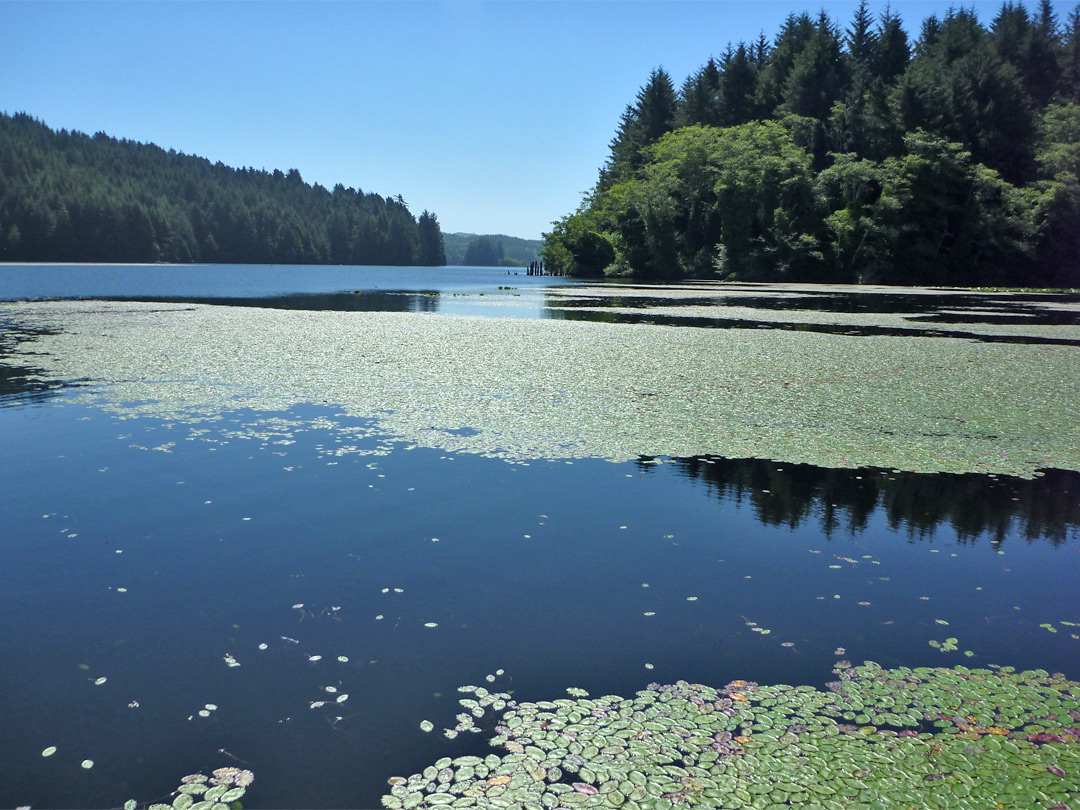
[0, 1, 1056, 239]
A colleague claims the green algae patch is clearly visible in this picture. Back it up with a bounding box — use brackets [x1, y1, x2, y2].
[2, 300, 1078, 477]
[384, 663, 1080, 809]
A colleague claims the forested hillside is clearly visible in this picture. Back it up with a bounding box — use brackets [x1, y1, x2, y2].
[443, 232, 542, 266]
[0, 113, 445, 266]
[543, 1, 1080, 287]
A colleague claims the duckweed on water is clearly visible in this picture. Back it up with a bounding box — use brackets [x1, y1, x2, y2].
[2, 301, 1077, 477]
[383, 663, 1080, 809]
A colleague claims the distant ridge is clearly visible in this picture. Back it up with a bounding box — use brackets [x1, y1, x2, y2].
[443, 232, 541, 267]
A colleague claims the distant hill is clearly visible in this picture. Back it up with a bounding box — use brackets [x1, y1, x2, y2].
[0, 112, 445, 265]
[444, 232, 542, 267]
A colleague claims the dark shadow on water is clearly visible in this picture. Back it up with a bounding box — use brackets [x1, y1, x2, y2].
[0, 319, 83, 406]
[718, 291, 1080, 321]
[108, 289, 443, 313]
[550, 289, 1080, 322]
[545, 306, 1080, 347]
[651, 454, 1080, 545]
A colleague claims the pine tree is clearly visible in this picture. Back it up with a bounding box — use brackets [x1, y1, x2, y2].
[720, 43, 759, 125]
[757, 13, 817, 113]
[1065, 6, 1080, 102]
[846, 0, 878, 71]
[874, 5, 911, 83]
[676, 58, 722, 127]
[416, 210, 445, 266]
[782, 12, 847, 122]
[601, 68, 678, 188]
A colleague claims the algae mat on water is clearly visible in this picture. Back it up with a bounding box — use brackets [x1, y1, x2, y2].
[2, 300, 1078, 477]
[385, 663, 1080, 810]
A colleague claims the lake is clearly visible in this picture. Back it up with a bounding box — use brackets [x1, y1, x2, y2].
[1, 264, 1079, 809]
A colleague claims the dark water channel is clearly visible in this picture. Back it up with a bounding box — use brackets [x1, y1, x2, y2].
[0, 266, 1077, 808]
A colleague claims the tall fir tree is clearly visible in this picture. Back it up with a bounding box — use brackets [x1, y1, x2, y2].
[600, 68, 678, 189]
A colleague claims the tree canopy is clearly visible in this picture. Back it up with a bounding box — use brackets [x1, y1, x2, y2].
[0, 113, 445, 266]
[544, 1, 1080, 287]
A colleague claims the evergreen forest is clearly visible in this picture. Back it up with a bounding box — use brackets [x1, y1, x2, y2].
[542, 1, 1080, 287]
[0, 113, 446, 266]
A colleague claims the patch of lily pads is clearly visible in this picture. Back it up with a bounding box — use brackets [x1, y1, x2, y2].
[134, 766, 254, 810]
[385, 663, 1080, 809]
[1, 300, 1077, 477]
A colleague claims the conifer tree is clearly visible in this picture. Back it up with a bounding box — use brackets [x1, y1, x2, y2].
[720, 43, 759, 125]
[601, 68, 678, 188]
[874, 5, 911, 83]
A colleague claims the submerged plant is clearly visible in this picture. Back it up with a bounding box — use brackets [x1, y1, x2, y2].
[383, 663, 1080, 808]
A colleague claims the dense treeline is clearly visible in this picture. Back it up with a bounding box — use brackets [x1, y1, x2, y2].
[544, 2, 1080, 287]
[0, 113, 446, 266]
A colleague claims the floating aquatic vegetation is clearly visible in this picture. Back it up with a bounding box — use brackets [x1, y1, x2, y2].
[930, 637, 960, 652]
[3, 300, 1078, 477]
[136, 766, 254, 810]
[383, 663, 1080, 809]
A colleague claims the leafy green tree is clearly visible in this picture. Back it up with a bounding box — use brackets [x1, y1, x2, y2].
[541, 209, 615, 277]
[1031, 102, 1080, 285]
[605, 123, 825, 281]
[840, 132, 1036, 285]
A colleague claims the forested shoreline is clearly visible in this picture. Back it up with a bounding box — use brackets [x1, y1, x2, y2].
[0, 113, 445, 266]
[543, 1, 1080, 287]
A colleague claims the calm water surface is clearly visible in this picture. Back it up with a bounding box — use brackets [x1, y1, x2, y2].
[1, 265, 1077, 808]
